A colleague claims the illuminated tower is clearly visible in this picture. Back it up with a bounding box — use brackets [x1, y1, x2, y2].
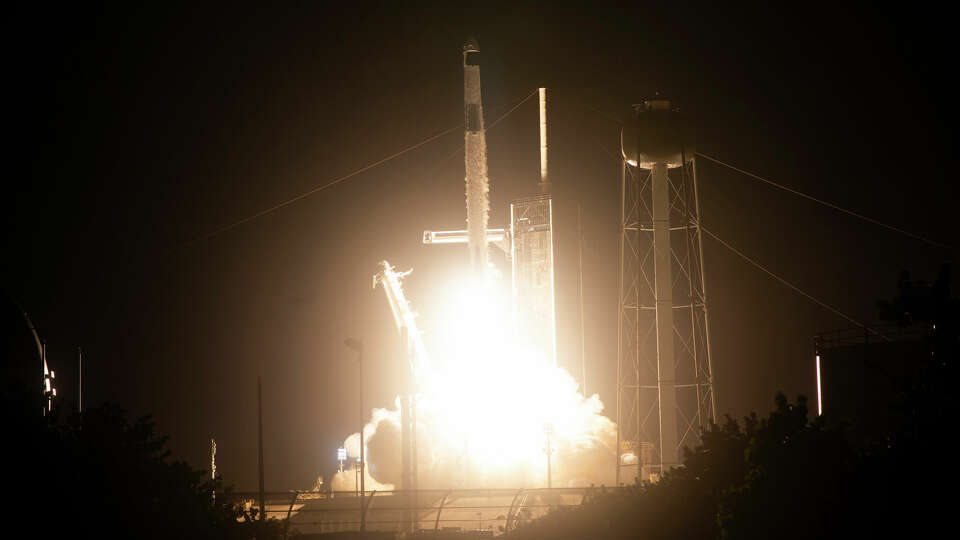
[462, 39, 491, 275]
[616, 99, 716, 484]
[510, 88, 557, 364]
[42, 342, 56, 415]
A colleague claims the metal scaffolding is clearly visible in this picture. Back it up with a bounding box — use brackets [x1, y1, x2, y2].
[616, 156, 716, 485]
[510, 194, 557, 365]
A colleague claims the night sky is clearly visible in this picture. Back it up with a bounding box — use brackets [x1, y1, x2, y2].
[6, 3, 954, 491]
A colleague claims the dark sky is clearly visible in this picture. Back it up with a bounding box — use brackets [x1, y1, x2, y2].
[6, 3, 954, 491]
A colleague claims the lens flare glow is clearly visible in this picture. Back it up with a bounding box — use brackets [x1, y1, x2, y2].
[332, 268, 615, 490]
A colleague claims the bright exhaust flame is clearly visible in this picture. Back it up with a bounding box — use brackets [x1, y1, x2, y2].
[332, 267, 616, 490]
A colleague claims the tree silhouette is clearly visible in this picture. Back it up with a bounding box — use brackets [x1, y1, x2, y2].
[9, 400, 285, 539]
[509, 268, 956, 539]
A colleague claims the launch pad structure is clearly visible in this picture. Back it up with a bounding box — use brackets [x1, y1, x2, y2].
[422, 44, 558, 366]
[377, 41, 559, 522]
[616, 99, 716, 485]
[510, 191, 556, 364]
[378, 42, 714, 497]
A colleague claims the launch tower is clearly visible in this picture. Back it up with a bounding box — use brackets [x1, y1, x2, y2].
[423, 43, 557, 365]
[510, 88, 557, 364]
[616, 99, 716, 484]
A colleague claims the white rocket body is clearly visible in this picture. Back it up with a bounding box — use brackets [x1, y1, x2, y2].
[463, 40, 490, 274]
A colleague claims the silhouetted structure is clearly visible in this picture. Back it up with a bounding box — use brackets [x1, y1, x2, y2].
[1, 293, 45, 415]
[815, 324, 926, 445]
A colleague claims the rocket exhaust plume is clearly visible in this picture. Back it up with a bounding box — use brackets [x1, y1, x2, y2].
[463, 39, 490, 275]
[329, 43, 613, 495]
[332, 262, 617, 491]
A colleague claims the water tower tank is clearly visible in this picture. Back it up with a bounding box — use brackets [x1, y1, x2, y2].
[620, 99, 694, 169]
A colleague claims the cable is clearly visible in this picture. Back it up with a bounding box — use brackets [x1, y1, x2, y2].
[701, 225, 889, 341]
[486, 88, 538, 130]
[181, 88, 539, 248]
[696, 152, 953, 250]
[588, 135, 620, 163]
[585, 105, 625, 126]
[182, 126, 460, 247]
[581, 107, 901, 338]
[420, 88, 539, 177]
[577, 102, 950, 249]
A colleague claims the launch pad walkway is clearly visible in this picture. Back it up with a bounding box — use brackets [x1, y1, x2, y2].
[226, 487, 609, 536]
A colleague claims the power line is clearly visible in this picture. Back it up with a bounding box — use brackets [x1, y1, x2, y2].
[578, 103, 951, 250]
[701, 225, 889, 341]
[696, 152, 953, 250]
[181, 88, 538, 248]
[414, 88, 540, 183]
[582, 109, 902, 338]
[182, 126, 460, 247]
[487, 88, 538, 130]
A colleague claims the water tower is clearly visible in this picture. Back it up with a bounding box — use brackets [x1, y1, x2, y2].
[616, 98, 716, 484]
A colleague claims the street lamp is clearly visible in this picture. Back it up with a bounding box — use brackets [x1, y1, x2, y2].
[344, 337, 365, 531]
[354, 456, 361, 496]
[544, 422, 554, 489]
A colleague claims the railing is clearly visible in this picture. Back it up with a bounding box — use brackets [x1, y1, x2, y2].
[223, 487, 614, 536]
[815, 323, 927, 351]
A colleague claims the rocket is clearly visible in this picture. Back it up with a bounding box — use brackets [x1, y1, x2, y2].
[462, 39, 490, 275]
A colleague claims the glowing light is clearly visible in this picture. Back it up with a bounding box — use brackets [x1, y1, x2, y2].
[332, 267, 616, 490]
[815, 354, 823, 416]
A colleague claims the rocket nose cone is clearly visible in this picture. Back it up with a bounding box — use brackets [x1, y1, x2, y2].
[463, 38, 480, 52]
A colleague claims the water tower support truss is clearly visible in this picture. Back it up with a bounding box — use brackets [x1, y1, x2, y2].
[616, 156, 716, 485]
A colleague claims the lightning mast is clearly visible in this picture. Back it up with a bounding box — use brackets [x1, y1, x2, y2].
[510, 88, 557, 364]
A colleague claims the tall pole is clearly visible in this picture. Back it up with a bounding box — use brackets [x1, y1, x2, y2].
[359, 347, 365, 531]
[578, 204, 586, 396]
[42, 340, 47, 416]
[344, 337, 365, 528]
[344, 339, 366, 531]
[539, 87, 550, 194]
[545, 423, 553, 489]
[77, 347, 82, 413]
[258, 377, 265, 521]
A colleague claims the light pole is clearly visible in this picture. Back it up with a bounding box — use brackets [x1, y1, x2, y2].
[544, 422, 554, 489]
[354, 456, 360, 496]
[344, 338, 365, 531]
